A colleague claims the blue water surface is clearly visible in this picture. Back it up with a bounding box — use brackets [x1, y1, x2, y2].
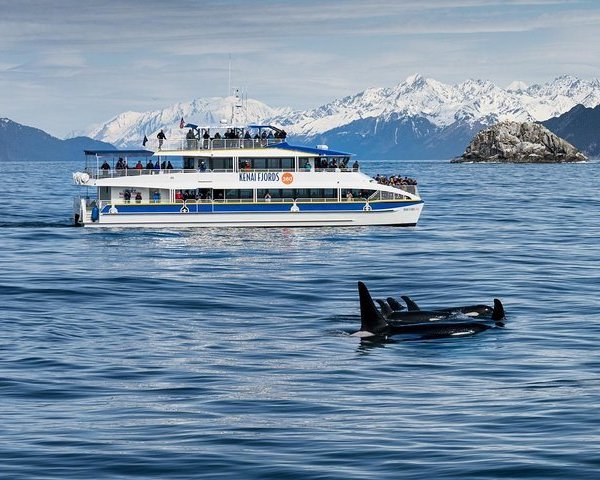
[0, 158, 599, 479]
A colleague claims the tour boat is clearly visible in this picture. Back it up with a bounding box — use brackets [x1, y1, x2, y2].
[72, 124, 423, 228]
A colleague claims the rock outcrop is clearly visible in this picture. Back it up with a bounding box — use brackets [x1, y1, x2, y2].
[452, 121, 587, 163]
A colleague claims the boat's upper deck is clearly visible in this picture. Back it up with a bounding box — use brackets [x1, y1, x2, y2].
[74, 125, 419, 199]
[156, 136, 283, 153]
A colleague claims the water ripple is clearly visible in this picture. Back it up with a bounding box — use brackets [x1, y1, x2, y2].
[1, 159, 599, 478]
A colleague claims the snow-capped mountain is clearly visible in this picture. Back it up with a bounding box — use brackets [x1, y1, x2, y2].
[81, 96, 290, 149]
[273, 74, 600, 137]
[81, 74, 600, 158]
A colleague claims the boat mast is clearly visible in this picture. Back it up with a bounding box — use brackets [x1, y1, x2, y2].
[228, 54, 231, 99]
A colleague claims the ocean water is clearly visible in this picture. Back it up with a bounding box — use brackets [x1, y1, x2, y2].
[1, 158, 599, 479]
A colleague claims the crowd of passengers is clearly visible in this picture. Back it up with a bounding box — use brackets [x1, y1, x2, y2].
[101, 158, 174, 171]
[186, 127, 287, 143]
[175, 190, 221, 201]
[312, 158, 360, 170]
[375, 174, 418, 186]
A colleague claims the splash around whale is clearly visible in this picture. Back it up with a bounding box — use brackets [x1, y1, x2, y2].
[352, 282, 506, 340]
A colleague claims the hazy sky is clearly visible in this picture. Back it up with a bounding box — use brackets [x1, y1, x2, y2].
[1, 0, 599, 137]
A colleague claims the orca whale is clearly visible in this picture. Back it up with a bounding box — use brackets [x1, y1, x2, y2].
[352, 282, 505, 339]
[374, 297, 464, 324]
[400, 295, 420, 312]
[400, 295, 494, 318]
[375, 299, 394, 318]
[386, 297, 405, 311]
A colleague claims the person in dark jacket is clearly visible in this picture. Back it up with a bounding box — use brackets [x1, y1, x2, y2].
[157, 129, 167, 149]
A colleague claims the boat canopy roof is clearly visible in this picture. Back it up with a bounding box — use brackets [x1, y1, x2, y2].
[266, 141, 353, 157]
[247, 124, 285, 133]
[84, 149, 154, 157]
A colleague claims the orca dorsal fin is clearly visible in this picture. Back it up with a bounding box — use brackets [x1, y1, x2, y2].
[375, 299, 393, 318]
[358, 282, 388, 334]
[386, 297, 405, 311]
[401, 295, 421, 311]
[492, 298, 505, 322]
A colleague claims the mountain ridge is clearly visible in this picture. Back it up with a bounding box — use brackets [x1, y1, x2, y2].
[73, 74, 600, 159]
[0, 118, 114, 162]
[542, 104, 600, 158]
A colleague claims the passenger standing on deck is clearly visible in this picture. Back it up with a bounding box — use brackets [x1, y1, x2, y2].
[352, 160, 359, 171]
[157, 129, 167, 149]
[186, 129, 196, 149]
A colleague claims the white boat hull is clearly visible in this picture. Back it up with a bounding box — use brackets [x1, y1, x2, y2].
[82, 203, 423, 228]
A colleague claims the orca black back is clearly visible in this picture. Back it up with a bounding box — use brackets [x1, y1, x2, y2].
[386, 297, 405, 311]
[401, 295, 421, 311]
[358, 282, 388, 334]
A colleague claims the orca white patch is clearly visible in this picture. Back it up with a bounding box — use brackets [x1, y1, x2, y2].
[351, 330, 376, 338]
[450, 330, 475, 336]
[465, 312, 479, 317]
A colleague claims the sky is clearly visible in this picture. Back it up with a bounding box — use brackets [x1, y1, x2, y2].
[1, 0, 599, 137]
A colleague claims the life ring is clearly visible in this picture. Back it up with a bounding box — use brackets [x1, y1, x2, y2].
[72, 172, 90, 185]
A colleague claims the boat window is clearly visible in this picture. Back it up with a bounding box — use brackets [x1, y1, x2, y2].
[196, 188, 212, 199]
[239, 157, 295, 171]
[225, 189, 253, 200]
[213, 189, 225, 200]
[257, 188, 287, 199]
[210, 158, 233, 171]
[253, 158, 267, 170]
[256, 188, 339, 200]
[99, 187, 110, 200]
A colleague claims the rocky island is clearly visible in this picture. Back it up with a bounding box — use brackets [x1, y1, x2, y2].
[452, 121, 587, 163]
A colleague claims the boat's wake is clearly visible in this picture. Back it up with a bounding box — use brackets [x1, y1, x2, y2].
[0, 221, 73, 229]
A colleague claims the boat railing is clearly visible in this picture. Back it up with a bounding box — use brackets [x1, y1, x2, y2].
[84, 167, 361, 179]
[154, 137, 283, 151]
[313, 168, 355, 173]
[85, 168, 236, 178]
[372, 183, 418, 196]
[368, 189, 418, 201]
[94, 197, 363, 208]
[399, 185, 418, 196]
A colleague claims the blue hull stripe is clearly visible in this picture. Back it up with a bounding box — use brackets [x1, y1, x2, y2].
[101, 200, 423, 215]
